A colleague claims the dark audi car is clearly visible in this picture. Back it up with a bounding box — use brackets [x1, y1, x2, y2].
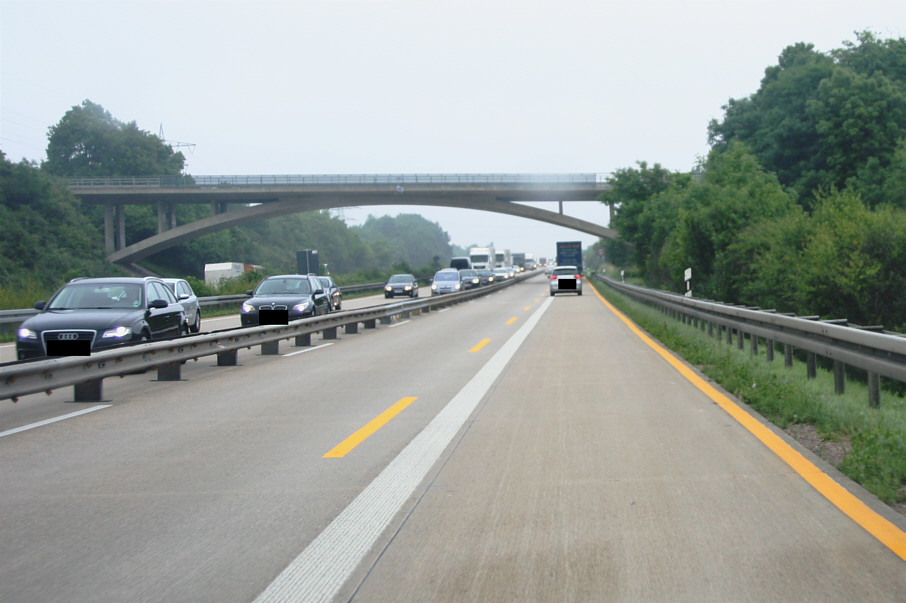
[240, 274, 330, 326]
[17, 277, 188, 359]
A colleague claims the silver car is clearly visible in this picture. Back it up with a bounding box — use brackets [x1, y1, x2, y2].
[431, 269, 462, 295]
[163, 278, 202, 332]
[549, 266, 583, 296]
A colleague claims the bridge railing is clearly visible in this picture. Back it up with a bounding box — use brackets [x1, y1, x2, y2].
[599, 276, 906, 408]
[68, 173, 610, 189]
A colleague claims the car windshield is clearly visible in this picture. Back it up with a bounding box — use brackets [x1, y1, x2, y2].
[48, 283, 144, 310]
[389, 275, 412, 283]
[255, 278, 312, 295]
[435, 272, 459, 282]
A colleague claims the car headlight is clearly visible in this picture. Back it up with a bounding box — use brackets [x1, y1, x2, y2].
[454, 283, 461, 290]
[292, 301, 312, 312]
[241, 303, 254, 313]
[385, 285, 392, 291]
[18, 327, 37, 340]
[431, 283, 438, 290]
[102, 326, 132, 339]
[404, 285, 412, 291]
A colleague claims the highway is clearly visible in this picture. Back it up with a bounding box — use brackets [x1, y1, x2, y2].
[1, 274, 904, 602]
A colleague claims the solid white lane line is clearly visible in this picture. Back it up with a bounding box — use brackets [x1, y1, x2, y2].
[0, 405, 112, 438]
[387, 320, 411, 328]
[254, 297, 553, 603]
[282, 343, 334, 357]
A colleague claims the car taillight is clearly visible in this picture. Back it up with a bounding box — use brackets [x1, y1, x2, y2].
[550, 275, 557, 280]
[576, 274, 582, 279]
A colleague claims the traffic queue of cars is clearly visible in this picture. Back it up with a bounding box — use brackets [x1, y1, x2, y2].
[15, 266, 544, 360]
[429, 266, 517, 295]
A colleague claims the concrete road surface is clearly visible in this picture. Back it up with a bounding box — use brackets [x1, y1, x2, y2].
[1, 276, 904, 602]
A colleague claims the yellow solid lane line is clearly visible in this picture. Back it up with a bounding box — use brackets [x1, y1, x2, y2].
[506, 317, 518, 325]
[589, 281, 906, 562]
[469, 338, 491, 353]
[323, 397, 418, 458]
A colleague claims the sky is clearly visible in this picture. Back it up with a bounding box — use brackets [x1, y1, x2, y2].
[2, 0, 904, 261]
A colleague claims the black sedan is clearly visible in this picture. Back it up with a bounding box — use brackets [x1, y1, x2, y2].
[384, 274, 419, 298]
[16, 277, 188, 359]
[240, 274, 330, 326]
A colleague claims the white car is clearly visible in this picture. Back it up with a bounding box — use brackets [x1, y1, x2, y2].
[549, 266, 582, 296]
[163, 278, 202, 332]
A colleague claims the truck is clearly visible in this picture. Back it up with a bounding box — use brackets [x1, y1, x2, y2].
[494, 249, 511, 269]
[524, 253, 536, 270]
[511, 252, 526, 271]
[204, 262, 263, 287]
[556, 241, 583, 274]
[469, 246, 496, 270]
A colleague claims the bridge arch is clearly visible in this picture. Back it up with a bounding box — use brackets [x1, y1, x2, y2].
[68, 174, 615, 266]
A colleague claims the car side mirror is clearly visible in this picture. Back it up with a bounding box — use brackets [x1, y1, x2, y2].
[149, 299, 169, 309]
[34, 301, 46, 310]
[178, 294, 189, 301]
[314, 288, 325, 295]
[245, 290, 254, 296]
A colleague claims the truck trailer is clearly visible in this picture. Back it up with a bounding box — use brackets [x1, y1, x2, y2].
[555, 241, 583, 274]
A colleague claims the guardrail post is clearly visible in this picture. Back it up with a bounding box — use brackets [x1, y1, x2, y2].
[737, 329, 744, 350]
[868, 373, 881, 408]
[295, 333, 311, 346]
[834, 361, 845, 394]
[806, 352, 817, 379]
[73, 379, 103, 402]
[158, 362, 181, 381]
[750, 334, 758, 356]
[261, 341, 279, 355]
[766, 339, 775, 362]
[784, 344, 793, 368]
[344, 323, 359, 334]
[217, 350, 238, 365]
[380, 316, 392, 325]
[322, 327, 338, 340]
[364, 319, 377, 329]
[726, 327, 733, 345]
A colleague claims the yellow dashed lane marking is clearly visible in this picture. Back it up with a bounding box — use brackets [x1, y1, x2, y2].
[323, 397, 418, 458]
[469, 338, 491, 353]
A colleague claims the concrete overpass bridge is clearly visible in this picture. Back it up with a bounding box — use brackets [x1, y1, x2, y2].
[68, 173, 615, 266]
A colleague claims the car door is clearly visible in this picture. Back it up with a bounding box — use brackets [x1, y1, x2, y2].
[147, 281, 181, 338]
[310, 276, 331, 314]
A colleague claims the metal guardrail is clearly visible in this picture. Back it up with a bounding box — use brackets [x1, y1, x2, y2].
[600, 277, 906, 407]
[67, 173, 609, 188]
[0, 275, 527, 403]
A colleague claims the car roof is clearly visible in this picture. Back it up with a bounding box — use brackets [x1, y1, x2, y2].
[67, 276, 161, 284]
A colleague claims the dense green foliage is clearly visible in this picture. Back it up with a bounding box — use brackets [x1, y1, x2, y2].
[607, 32, 906, 331]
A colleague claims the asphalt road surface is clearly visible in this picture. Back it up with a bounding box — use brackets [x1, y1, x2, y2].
[1, 275, 904, 602]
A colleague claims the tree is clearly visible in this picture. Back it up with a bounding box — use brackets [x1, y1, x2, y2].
[43, 100, 185, 177]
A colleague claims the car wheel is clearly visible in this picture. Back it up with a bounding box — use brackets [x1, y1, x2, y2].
[550, 291, 555, 297]
[192, 311, 201, 333]
[578, 290, 583, 296]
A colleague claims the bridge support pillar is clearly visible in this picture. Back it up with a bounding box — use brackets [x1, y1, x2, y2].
[116, 202, 125, 250]
[105, 205, 116, 254]
[157, 202, 176, 233]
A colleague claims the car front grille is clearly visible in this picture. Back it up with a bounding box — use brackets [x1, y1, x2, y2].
[259, 305, 288, 310]
[41, 330, 96, 353]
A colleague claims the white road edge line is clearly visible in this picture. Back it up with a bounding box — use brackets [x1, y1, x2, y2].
[282, 343, 334, 357]
[254, 296, 554, 603]
[0, 405, 112, 438]
[387, 320, 410, 328]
